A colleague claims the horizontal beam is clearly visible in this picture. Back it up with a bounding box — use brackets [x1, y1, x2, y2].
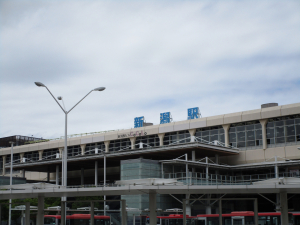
[0, 184, 299, 200]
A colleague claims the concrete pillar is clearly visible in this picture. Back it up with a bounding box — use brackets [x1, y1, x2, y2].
[218, 200, 222, 225]
[20, 153, 24, 163]
[260, 119, 268, 150]
[158, 133, 165, 146]
[81, 168, 84, 185]
[274, 156, 279, 178]
[206, 194, 211, 214]
[149, 192, 157, 225]
[47, 170, 50, 182]
[192, 151, 195, 173]
[61, 201, 66, 225]
[104, 141, 110, 153]
[37, 196, 44, 225]
[25, 202, 30, 225]
[56, 165, 59, 185]
[121, 200, 127, 225]
[59, 148, 63, 158]
[95, 161, 98, 186]
[130, 137, 136, 149]
[80, 144, 86, 155]
[22, 169, 25, 178]
[215, 154, 220, 176]
[280, 192, 288, 225]
[189, 129, 196, 142]
[222, 124, 230, 147]
[183, 199, 186, 225]
[254, 199, 258, 225]
[38, 150, 43, 160]
[90, 202, 95, 225]
[2, 156, 6, 175]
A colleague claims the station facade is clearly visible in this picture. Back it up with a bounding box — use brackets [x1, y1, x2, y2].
[0, 102, 300, 216]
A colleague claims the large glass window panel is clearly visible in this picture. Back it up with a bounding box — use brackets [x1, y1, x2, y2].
[229, 127, 236, 133]
[255, 123, 262, 129]
[286, 125, 296, 137]
[219, 134, 225, 143]
[267, 128, 275, 138]
[297, 135, 300, 141]
[267, 122, 274, 128]
[296, 125, 300, 135]
[219, 129, 224, 134]
[275, 121, 284, 127]
[247, 140, 255, 147]
[246, 125, 254, 131]
[237, 132, 245, 142]
[237, 142, 245, 148]
[210, 135, 218, 142]
[256, 129, 262, 139]
[229, 133, 236, 142]
[276, 127, 285, 137]
[296, 118, 300, 124]
[246, 130, 255, 140]
[267, 138, 275, 144]
[202, 131, 209, 136]
[202, 136, 209, 142]
[236, 126, 245, 132]
[286, 136, 295, 143]
[286, 119, 295, 125]
[276, 137, 285, 144]
[210, 130, 218, 135]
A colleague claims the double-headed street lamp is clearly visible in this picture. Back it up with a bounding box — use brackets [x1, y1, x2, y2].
[35, 82, 105, 188]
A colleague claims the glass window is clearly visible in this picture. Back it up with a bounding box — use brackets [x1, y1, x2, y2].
[237, 132, 245, 142]
[276, 127, 285, 137]
[247, 130, 255, 140]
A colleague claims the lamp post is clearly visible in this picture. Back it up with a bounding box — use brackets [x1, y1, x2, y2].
[8, 141, 14, 225]
[34, 82, 105, 188]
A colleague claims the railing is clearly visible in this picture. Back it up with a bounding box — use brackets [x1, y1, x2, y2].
[163, 172, 300, 185]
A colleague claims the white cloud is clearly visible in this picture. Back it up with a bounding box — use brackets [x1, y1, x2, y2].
[1, 0, 300, 139]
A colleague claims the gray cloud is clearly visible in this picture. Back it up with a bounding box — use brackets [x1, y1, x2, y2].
[1, 0, 300, 139]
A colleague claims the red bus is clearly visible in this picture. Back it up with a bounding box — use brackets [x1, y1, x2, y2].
[197, 211, 294, 225]
[143, 214, 196, 225]
[292, 212, 300, 225]
[44, 214, 110, 225]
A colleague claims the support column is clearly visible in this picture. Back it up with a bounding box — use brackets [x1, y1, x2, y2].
[61, 201, 66, 225]
[218, 200, 222, 225]
[56, 165, 59, 185]
[47, 170, 50, 182]
[254, 199, 258, 225]
[80, 144, 86, 155]
[2, 156, 6, 175]
[158, 133, 165, 146]
[188, 129, 196, 142]
[59, 148, 63, 158]
[206, 194, 211, 214]
[274, 156, 279, 178]
[25, 202, 30, 225]
[22, 169, 25, 178]
[215, 154, 219, 176]
[183, 199, 186, 225]
[95, 161, 98, 186]
[260, 119, 268, 150]
[81, 168, 84, 185]
[280, 192, 288, 225]
[90, 202, 95, 225]
[121, 200, 127, 225]
[130, 137, 136, 149]
[192, 151, 196, 173]
[38, 150, 43, 160]
[20, 153, 24, 163]
[104, 141, 110, 153]
[149, 192, 157, 225]
[222, 124, 230, 147]
[37, 196, 44, 225]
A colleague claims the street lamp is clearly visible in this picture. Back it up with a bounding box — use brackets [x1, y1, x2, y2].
[34, 82, 105, 188]
[8, 141, 14, 225]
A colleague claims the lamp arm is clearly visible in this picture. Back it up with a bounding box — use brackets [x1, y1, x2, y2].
[45, 87, 66, 113]
[67, 90, 93, 114]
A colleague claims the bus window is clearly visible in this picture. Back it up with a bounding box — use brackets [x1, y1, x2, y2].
[272, 216, 280, 225]
[224, 218, 231, 225]
[44, 217, 56, 225]
[258, 216, 271, 225]
[207, 217, 219, 225]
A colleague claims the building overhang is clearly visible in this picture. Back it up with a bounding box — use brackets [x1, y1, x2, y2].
[7, 142, 239, 172]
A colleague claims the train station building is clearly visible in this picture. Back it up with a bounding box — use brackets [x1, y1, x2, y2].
[0, 102, 300, 223]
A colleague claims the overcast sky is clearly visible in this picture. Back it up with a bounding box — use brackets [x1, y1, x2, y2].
[1, 0, 300, 139]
